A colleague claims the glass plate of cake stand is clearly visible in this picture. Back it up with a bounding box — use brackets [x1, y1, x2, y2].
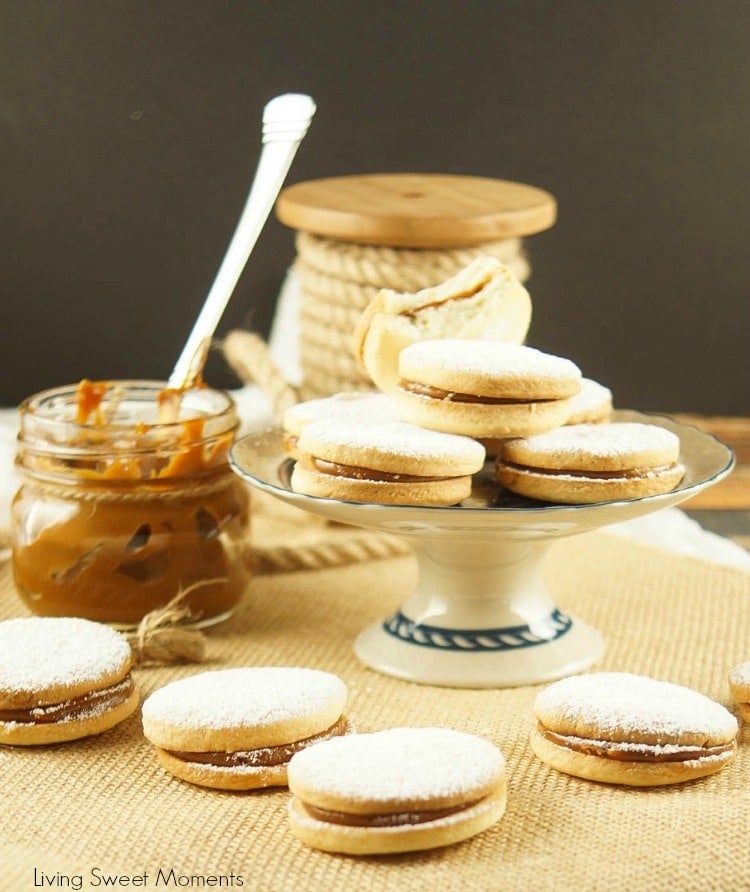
[230, 410, 733, 689]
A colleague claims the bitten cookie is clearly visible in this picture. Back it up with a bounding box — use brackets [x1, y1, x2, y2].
[531, 672, 738, 786]
[565, 377, 613, 425]
[728, 662, 750, 721]
[353, 256, 532, 392]
[0, 616, 138, 745]
[496, 422, 685, 503]
[393, 339, 581, 439]
[141, 667, 350, 790]
[282, 392, 395, 459]
[290, 418, 485, 506]
[287, 727, 507, 855]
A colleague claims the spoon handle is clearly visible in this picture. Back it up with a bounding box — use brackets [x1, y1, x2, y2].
[168, 93, 317, 391]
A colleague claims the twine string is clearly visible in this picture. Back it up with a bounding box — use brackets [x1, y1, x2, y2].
[127, 577, 228, 666]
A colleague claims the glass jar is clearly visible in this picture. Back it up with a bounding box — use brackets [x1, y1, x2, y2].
[11, 381, 251, 628]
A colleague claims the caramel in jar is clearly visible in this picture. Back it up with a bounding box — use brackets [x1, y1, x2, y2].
[12, 381, 251, 627]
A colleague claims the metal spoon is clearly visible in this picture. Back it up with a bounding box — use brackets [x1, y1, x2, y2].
[166, 92, 317, 395]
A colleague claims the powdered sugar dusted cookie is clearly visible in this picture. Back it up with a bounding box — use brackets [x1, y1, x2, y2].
[353, 255, 532, 393]
[141, 667, 350, 790]
[496, 421, 685, 503]
[728, 661, 750, 721]
[291, 417, 485, 506]
[282, 392, 395, 458]
[479, 376, 612, 457]
[287, 726, 507, 854]
[0, 617, 138, 745]
[531, 672, 738, 786]
[565, 377, 613, 425]
[393, 339, 581, 439]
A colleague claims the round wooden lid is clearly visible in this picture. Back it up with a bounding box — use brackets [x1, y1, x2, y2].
[275, 173, 556, 248]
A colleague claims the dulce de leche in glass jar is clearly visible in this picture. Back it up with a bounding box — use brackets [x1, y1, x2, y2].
[11, 381, 251, 627]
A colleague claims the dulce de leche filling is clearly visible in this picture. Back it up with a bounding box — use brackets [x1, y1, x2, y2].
[500, 461, 679, 480]
[540, 725, 734, 763]
[311, 457, 450, 483]
[400, 381, 561, 405]
[400, 279, 487, 318]
[14, 381, 251, 626]
[166, 715, 351, 769]
[0, 675, 134, 725]
[300, 798, 482, 828]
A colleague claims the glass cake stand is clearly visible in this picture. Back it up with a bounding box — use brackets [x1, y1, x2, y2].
[230, 411, 733, 689]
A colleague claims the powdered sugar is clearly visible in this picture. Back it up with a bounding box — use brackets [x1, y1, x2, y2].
[142, 667, 347, 732]
[535, 672, 738, 742]
[288, 727, 505, 804]
[729, 661, 750, 689]
[175, 760, 270, 777]
[399, 340, 581, 382]
[0, 617, 132, 697]
[547, 731, 728, 758]
[298, 418, 485, 465]
[681, 751, 736, 767]
[505, 466, 680, 484]
[283, 392, 395, 432]
[567, 378, 612, 420]
[512, 423, 680, 461]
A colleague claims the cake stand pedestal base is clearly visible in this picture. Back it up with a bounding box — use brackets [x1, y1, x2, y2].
[353, 535, 604, 688]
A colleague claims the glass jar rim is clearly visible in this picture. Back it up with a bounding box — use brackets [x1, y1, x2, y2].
[17, 380, 239, 457]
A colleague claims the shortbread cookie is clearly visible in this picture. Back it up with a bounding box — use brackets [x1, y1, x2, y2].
[728, 662, 750, 721]
[480, 376, 611, 456]
[287, 727, 507, 854]
[393, 339, 581, 439]
[532, 672, 738, 786]
[0, 617, 138, 745]
[353, 256, 532, 392]
[496, 422, 685, 503]
[291, 418, 485, 506]
[282, 391, 394, 458]
[565, 377, 613, 425]
[142, 667, 350, 790]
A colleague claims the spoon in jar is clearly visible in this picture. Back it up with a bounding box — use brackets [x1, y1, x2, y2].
[159, 92, 317, 421]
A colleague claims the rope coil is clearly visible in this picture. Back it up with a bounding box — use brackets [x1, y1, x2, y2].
[294, 232, 530, 398]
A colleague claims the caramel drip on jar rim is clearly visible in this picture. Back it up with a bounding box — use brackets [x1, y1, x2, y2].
[75, 379, 111, 425]
[65, 380, 233, 481]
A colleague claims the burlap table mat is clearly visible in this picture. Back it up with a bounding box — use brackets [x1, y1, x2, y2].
[1, 507, 749, 892]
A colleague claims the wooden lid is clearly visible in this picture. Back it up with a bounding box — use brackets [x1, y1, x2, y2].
[275, 173, 556, 248]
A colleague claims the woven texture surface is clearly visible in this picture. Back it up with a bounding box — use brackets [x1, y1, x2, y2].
[2, 518, 749, 891]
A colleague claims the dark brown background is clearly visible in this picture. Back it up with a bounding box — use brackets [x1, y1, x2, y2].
[1, 1, 748, 412]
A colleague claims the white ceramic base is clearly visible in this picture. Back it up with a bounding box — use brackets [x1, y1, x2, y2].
[354, 616, 603, 688]
[352, 534, 604, 687]
[230, 411, 733, 689]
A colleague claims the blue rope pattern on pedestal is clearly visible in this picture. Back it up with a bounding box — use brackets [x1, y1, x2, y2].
[382, 608, 572, 651]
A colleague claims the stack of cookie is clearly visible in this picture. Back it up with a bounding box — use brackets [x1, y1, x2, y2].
[287, 255, 684, 507]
